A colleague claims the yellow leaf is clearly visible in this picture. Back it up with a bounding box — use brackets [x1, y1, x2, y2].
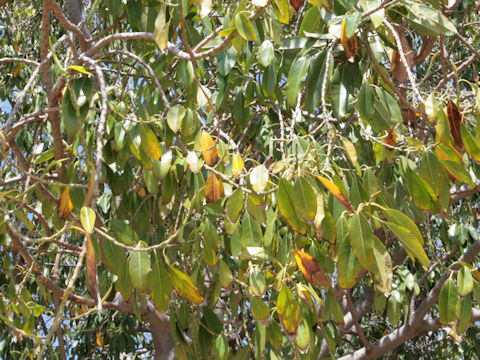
[96, 331, 104, 347]
[140, 126, 162, 160]
[13, 63, 22, 77]
[315, 175, 354, 213]
[232, 154, 244, 177]
[277, 286, 300, 335]
[57, 187, 74, 220]
[340, 19, 359, 63]
[67, 65, 93, 76]
[200, 132, 218, 166]
[168, 265, 204, 304]
[294, 250, 330, 286]
[206, 172, 224, 204]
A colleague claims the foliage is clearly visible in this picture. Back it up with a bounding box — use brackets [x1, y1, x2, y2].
[1, 0, 480, 359]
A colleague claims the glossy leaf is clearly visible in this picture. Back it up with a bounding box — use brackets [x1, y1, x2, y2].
[225, 189, 244, 223]
[206, 172, 224, 204]
[337, 236, 362, 288]
[286, 56, 309, 107]
[167, 104, 186, 134]
[200, 132, 218, 166]
[370, 237, 392, 295]
[348, 213, 374, 269]
[457, 266, 473, 297]
[129, 242, 151, 293]
[140, 125, 162, 160]
[277, 179, 307, 235]
[294, 250, 330, 286]
[315, 175, 354, 213]
[232, 154, 244, 177]
[277, 286, 300, 334]
[57, 187, 74, 220]
[235, 12, 257, 41]
[168, 265, 204, 305]
[292, 176, 316, 222]
[439, 278, 458, 325]
[250, 165, 269, 193]
[151, 257, 172, 312]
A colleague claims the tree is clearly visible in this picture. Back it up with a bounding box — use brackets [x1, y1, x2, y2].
[1, 0, 480, 358]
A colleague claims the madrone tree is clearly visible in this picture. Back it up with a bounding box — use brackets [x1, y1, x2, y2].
[1, 0, 480, 358]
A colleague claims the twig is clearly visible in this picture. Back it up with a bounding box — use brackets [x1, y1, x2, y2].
[346, 289, 370, 351]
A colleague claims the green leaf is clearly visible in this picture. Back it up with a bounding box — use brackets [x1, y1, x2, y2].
[330, 64, 352, 119]
[277, 286, 300, 334]
[277, 179, 307, 235]
[128, 241, 151, 293]
[405, 1, 457, 36]
[80, 206, 96, 234]
[419, 151, 450, 211]
[359, 0, 384, 27]
[168, 265, 204, 304]
[403, 167, 441, 213]
[295, 319, 311, 351]
[250, 296, 269, 320]
[111, 219, 137, 245]
[370, 236, 392, 295]
[273, 0, 290, 24]
[62, 89, 82, 137]
[235, 12, 258, 41]
[225, 189, 244, 223]
[457, 266, 473, 297]
[387, 295, 402, 327]
[357, 81, 375, 120]
[348, 213, 374, 269]
[154, 4, 169, 50]
[249, 267, 266, 295]
[167, 104, 186, 134]
[305, 51, 331, 111]
[337, 236, 362, 288]
[292, 176, 316, 222]
[439, 277, 458, 325]
[151, 257, 172, 312]
[286, 56, 310, 107]
[102, 239, 125, 275]
[375, 88, 403, 125]
[240, 213, 263, 248]
[461, 123, 480, 162]
[456, 294, 472, 333]
[116, 259, 132, 301]
[257, 40, 274, 67]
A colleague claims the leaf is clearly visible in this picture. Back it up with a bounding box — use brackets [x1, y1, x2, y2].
[250, 165, 269, 193]
[240, 213, 263, 248]
[197, 0, 212, 18]
[277, 179, 307, 235]
[116, 259, 132, 301]
[80, 206, 96, 234]
[167, 104, 186, 134]
[384, 126, 396, 149]
[359, 0, 384, 27]
[341, 136, 358, 167]
[439, 278, 458, 325]
[446, 100, 464, 151]
[277, 286, 300, 334]
[206, 172, 224, 204]
[249, 267, 267, 295]
[348, 213, 374, 269]
[57, 187, 74, 220]
[250, 296, 269, 320]
[151, 258, 172, 312]
[225, 189, 244, 223]
[403, 167, 440, 213]
[286, 56, 310, 107]
[425, 93, 438, 121]
[292, 176, 316, 222]
[289, 0, 304, 11]
[168, 265, 204, 304]
[461, 123, 480, 162]
[200, 132, 218, 166]
[129, 242, 151, 293]
[456, 294, 472, 333]
[140, 125, 162, 160]
[235, 12, 257, 41]
[384, 221, 429, 268]
[436, 106, 455, 147]
[257, 40, 274, 67]
[406, 2, 457, 36]
[252, 0, 268, 6]
[273, 0, 290, 24]
[340, 19, 359, 62]
[68, 65, 93, 76]
[86, 236, 100, 308]
[305, 51, 331, 111]
[370, 237, 392, 295]
[294, 250, 330, 286]
[337, 236, 362, 288]
[357, 81, 375, 120]
[419, 151, 450, 211]
[315, 175, 354, 213]
[232, 154, 244, 177]
[154, 4, 169, 50]
[457, 266, 473, 297]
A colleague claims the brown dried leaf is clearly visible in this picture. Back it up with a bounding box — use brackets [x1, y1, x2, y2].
[447, 100, 464, 151]
[294, 250, 330, 286]
[86, 236, 100, 309]
[57, 187, 74, 220]
[206, 172, 224, 204]
[384, 126, 397, 150]
[289, 0, 304, 12]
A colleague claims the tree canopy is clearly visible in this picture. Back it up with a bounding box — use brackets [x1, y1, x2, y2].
[1, 0, 480, 359]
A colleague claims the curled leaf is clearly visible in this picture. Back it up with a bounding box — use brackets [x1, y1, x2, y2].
[200, 132, 218, 166]
[384, 126, 396, 150]
[340, 19, 359, 63]
[294, 250, 330, 286]
[57, 187, 74, 220]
